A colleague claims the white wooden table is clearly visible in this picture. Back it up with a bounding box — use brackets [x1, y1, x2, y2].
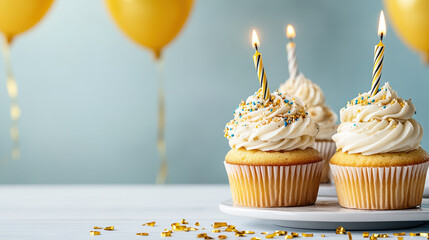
[0, 185, 428, 239]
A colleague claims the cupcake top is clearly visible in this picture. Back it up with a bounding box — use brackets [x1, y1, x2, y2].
[224, 89, 319, 152]
[279, 74, 337, 140]
[332, 82, 423, 155]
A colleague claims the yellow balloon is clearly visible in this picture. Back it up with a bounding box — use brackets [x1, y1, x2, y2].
[105, 0, 194, 58]
[0, 0, 54, 43]
[384, 0, 429, 63]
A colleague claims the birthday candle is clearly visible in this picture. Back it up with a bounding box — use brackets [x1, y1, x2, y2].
[252, 30, 270, 100]
[370, 10, 386, 97]
[286, 25, 299, 79]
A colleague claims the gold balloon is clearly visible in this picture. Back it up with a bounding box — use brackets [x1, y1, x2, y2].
[105, 0, 194, 58]
[384, 0, 429, 63]
[0, 0, 54, 42]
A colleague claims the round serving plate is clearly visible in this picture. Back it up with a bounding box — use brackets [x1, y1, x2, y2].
[219, 197, 429, 230]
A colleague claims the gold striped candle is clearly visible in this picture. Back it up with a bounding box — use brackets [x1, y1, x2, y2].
[370, 10, 386, 97]
[252, 30, 270, 100]
[286, 25, 299, 79]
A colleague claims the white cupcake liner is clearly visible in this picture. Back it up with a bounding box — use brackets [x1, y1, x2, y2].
[313, 140, 336, 183]
[224, 161, 323, 207]
[330, 162, 429, 210]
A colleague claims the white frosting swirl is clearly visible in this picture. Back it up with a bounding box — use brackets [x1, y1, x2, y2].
[279, 74, 337, 140]
[224, 90, 319, 151]
[333, 82, 423, 155]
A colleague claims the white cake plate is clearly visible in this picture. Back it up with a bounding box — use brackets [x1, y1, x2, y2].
[318, 183, 429, 198]
[219, 197, 429, 230]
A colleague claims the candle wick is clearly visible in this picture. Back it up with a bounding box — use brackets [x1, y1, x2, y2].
[380, 33, 384, 42]
[254, 43, 258, 51]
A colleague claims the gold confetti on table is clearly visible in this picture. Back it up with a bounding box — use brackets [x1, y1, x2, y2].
[136, 232, 149, 236]
[398, 237, 404, 240]
[303, 233, 314, 237]
[212, 222, 228, 228]
[245, 231, 255, 234]
[393, 233, 406, 237]
[104, 226, 114, 231]
[261, 232, 268, 235]
[235, 232, 245, 237]
[218, 235, 227, 239]
[410, 233, 419, 237]
[336, 226, 346, 234]
[93, 226, 102, 229]
[370, 236, 377, 240]
[90, 231, 100, 236]
[143, 221, 156, 226]
[421, 233, 429, 237]
[161, 231, 172, 237]
[212, 229, 221, 233]
[251, 238, 261, 240]
[180, 219, 188, 224]
[363, 232, 369, 238]
[292, 232, 299, 237]
[347, 232, 352, 240]
[205, 236, 214, 239]
[198, 233, 208, 238]
[285, 235, 294, 239]
[265, 233, 276, 238]
[321, 234, 326, 237]
[195, 222, 200, 226]
[275, 231, 286, 236]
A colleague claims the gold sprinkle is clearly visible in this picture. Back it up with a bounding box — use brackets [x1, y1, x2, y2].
[363, 232, 369, 238]
[393, 233, 406, 236]
[198, 233, 208, 238]
[93, 226, 102, 229]
[104, 226, 114, 231]
[235, 232, 245, 237]
[136, 233, 149, 236]
[205, 237, 214, 239]
[245, 231, 255, 234]
[265, 234, 276, 238]
[261, 232, 268, 235]
[292, 232, 299, 237]
[285, 235, 294, 239]
[251, 238, 261, 240]
[421, 233, 429, 237]
[398, 237, 404, 240]
[410, 233, 419, 237]
[336, 227, 346, 234]
[195, 222, 200, 226]
[321, 234, 326, 237]
[181, 219, 188, 224]
[188, 227, 198, 231]
[348, 232, 352, 240]
[218, 235, 227, 239]
[370, 236, 377, 240]
[161, 231, 172, 237]
[144, 221, 156, 227]
[303, 233, 314, 237]
[90, 231, 100, 236]
[212, 230, 221, 233]
[213, 222, 228, 228]
[172, 225, 187, 231]
[275, 231, 286, 236]
[171, 223, 180, 227]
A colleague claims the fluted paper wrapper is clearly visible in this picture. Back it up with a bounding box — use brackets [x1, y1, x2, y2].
[331, 162, 429, 210]
[313, 140, 336, 183]
[224, 161, 323, 207]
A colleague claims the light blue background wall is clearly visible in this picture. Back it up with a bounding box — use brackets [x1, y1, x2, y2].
[0, 0, 428, 184]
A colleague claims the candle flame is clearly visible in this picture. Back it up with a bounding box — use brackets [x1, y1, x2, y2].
[252, 30, 260, 48]
[378, 10, 386, 37]
[286, 25, 296, 39]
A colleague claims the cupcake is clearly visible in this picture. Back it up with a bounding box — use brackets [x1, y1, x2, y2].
[330, 82, 429, 210]
[279, 74, 337, 183]
[224, 89, 323, 207]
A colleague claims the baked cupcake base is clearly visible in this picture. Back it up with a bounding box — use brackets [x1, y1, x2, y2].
[314, 140, 336, 183]
[330, 148, 429, 210]
[225, 148, 323, 207]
